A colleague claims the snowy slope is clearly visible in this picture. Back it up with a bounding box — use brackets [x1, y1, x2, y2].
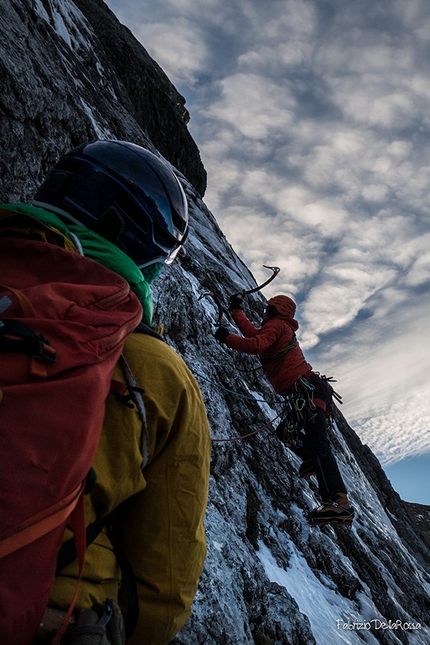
[1, 1, 429, 643]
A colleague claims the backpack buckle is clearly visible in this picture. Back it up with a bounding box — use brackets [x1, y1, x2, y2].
[35, 334, 57, 363]
[0, 319, 57, 363]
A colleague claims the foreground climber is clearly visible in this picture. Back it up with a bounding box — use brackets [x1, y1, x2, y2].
[0, 140, 210, 644]
[215, 294, 354, 526]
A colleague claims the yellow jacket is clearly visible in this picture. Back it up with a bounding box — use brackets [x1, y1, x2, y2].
[0, 206, 210, 643]
[49, 331, 211, 645]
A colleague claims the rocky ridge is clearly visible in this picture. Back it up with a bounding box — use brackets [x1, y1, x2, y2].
[405, 504, 430, 549]
[1, 2, 429, 643]
[0, 0, 206, 204]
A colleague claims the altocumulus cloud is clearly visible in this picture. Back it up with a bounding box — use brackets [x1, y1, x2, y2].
[105, 0, 430, 474]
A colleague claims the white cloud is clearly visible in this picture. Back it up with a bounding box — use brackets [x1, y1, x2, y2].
[300, 261, 396, 341]
[237, 1, 317, 72]
[340, 365, 430, 466]
[135, 18, 209, 86]
[334, 81, 416, 130]
[352, 385, 430, 464]
[207, 74, 297, 140]
[403, 249, 430, 287]
[361, 184, 389, 202]
[312, 294, 430, 462]
[260, 0, 316, 40]
[105, 0, 430, 486]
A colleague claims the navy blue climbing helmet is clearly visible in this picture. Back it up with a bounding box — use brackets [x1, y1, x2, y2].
[33, 140, 189, 268]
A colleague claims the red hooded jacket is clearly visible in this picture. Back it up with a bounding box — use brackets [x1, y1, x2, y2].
[225, 309, 312, 395]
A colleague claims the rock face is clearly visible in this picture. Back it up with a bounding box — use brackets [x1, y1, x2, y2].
[0, 0, 206, 202]
[405, 504, 430, 549]
[1, 2, 430, 644]
[72, 0, 206, 196]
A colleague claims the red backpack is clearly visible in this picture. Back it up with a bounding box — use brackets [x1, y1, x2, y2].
[0, 211, 142, 644]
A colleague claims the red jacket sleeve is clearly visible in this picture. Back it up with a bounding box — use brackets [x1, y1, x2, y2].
[225, 315, 284, 355]
[231, 310, 260, 337]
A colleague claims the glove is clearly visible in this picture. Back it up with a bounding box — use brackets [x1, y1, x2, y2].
[214, 325, 230, 343]
[228, 293, 244, 312]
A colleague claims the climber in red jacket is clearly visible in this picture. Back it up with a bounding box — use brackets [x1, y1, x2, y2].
[215, 294, 354, 526]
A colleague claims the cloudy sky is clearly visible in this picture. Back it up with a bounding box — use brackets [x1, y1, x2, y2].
[105, 0, 430, 504]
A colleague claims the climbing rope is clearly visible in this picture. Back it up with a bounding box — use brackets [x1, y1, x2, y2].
[191, 369, 284, 443]
[192, 371, 316, 444]
[234, 336, 297, 377]
[193, 370, 283, 405]
[211, 413, 282, 443]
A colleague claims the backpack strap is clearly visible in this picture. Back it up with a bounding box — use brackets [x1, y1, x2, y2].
[0, 482, 84, 559]
[133, 321, 164, 341]
[118, 354, 150, 472]
[55, 515, 106, 577]
[56, 510, 139, 642]
[51, 490, 87, 645]
[0, 482, 87, 645]
[114, 321, 165, 471]
[55, 338, 153, 640]
[55, 323, 162, 639]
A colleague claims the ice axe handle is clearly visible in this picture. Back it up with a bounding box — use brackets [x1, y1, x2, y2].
[231, 265, 280, 299]
[198, 290, 225, 326]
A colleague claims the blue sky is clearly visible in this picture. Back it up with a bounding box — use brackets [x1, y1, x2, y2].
[105, 0, 430, 505]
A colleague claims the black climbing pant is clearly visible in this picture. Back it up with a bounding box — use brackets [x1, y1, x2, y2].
[305, 406, 347, 501]
[303, 374, 347, 501]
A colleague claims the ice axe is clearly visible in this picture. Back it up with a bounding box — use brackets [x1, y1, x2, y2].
[198, 290, 225, 326]
[199, 265, 280, 326]
[230, 265, 280, 300]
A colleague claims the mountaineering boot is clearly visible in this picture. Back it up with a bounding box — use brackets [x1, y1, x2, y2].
[299, 459, 315, 479]
[309, 493, 355, 526]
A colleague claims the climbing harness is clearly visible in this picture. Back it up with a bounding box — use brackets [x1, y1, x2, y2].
[276, 374, 343, 453]
[276, 377, 316, 450]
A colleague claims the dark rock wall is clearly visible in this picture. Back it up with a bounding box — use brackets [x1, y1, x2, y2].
[73, 0, 207, 196]
[0, 0, 206, 205]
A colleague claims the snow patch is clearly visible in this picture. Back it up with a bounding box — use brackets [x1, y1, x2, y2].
[33, 0, 93, 50]
[79, 98, 112, 139]
[258, 540, 385, 645]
